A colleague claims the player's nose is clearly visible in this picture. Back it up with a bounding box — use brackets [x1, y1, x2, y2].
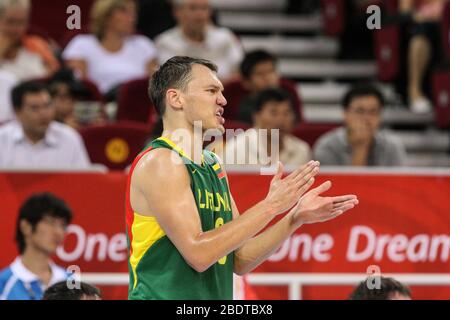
[217, 92, 227, 107]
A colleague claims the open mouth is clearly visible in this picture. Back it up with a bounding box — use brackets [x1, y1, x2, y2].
[215, 108, 225, 125]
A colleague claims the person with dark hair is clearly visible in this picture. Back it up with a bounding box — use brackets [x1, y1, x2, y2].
[154, 0, 244, 81]
[43, 281, 101, 300]
[210, 88, 311, 167]
[0, 80, 91, 169]
[48, 68, 106, 130]
[313, 84, 407, 166]
[126, 56, 358, 299]
[349, 276, 412, 300]
[223, 49, 302, 124]
[0, 193, 73, 300]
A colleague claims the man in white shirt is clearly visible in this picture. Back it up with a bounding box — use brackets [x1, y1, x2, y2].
[210, 88, 311, 169]
[0, 81, 91, 169]
[155, 0, 244, 81]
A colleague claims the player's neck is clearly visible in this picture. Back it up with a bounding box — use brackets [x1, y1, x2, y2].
[161, 124, 205, 165]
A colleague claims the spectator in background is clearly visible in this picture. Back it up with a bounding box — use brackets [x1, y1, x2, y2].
[43, 281, 102, 300]
[349, 276, 412, 300]
[223, 50, 302, 124]
[154, 0, 244, 81]
[48, 68, 105, 130]
[0, 193, 72, 300]
[400, 0, 447, 113]
[0, 81, 91, 169]
[0, 0, 59, 81]
[211, 88, 311, 167]
[63, 0, 158, 98]
[313, 84, 407, 166]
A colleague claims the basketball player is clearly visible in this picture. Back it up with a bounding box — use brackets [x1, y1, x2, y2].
[126, 56, 359, 299]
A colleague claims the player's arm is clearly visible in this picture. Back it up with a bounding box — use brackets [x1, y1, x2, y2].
[226, 170, 358, 275]
[131, 149, 319, 273]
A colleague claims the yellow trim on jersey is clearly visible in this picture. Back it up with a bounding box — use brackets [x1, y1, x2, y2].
[157, 136, 205, 165]
[130, 212, 165, 289]
[212, 163, 220, 171]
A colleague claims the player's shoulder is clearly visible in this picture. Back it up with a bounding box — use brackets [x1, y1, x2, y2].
[134, 147, 189, 181]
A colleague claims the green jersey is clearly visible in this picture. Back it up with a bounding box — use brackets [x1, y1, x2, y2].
[126, 137, 234, 300]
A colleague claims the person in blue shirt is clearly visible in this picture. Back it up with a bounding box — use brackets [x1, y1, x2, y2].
[0, 192, 72, 300]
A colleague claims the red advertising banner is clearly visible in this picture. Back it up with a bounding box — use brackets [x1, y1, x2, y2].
[0, 170, 449, 299]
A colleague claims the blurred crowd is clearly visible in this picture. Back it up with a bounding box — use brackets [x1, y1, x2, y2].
[0, 0, 448, 171]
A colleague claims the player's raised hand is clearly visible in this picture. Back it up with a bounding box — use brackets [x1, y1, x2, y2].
[290, 181, 359, 227]
[264, 160, 320, 216]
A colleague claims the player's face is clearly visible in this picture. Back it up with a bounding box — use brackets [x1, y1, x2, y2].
[182, 64, 227, 133]
[27, 215, 68, 255]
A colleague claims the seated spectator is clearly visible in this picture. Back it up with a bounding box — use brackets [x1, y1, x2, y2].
[210, 88, 311, 168]
[0, 69, 18, 123]
[43, 281, 102, 300]
[63, 0, 158, 97]
[349, 276, 412, 300]
[224, 50, 302, 124]
[0, 81, 91, 169]
[0, 0, 59, 81]
[48, 68, 105, 130]
[154, 0, 244, 81]
[400, 0, 447, 113]
[313, 84, 407, 166]
[0, 193, 72, 300]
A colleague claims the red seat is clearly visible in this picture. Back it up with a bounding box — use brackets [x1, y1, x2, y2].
[222, 78, 303, 123]
[374, 24, 400, 82]
[30, 0, 94, 47]
[116, 77, 156, 125]
[79, 79, 104, 102]
[432, 68, 450, 129]
[79, 122, 152, 170]
[383, 0, 399, 16]
[321, 0, 345, 37]
[292, 123, 339, 148]
[442, 0, 450, 61]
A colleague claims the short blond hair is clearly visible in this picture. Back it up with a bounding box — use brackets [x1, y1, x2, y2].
[0, 0, 31, 17]
[90, 0, 135, 39]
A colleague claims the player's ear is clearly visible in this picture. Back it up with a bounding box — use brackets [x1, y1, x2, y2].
[166, 88, 184, 111]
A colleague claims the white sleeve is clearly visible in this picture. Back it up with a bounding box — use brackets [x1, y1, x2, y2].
[71, 133, 91, 168]
[62, 35, 91, 60]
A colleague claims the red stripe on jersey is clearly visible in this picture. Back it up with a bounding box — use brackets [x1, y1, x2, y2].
[125, 146, 154, 257]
